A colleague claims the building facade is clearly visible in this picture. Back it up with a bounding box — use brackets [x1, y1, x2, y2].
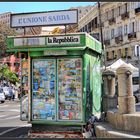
[78, 2, 140, 67]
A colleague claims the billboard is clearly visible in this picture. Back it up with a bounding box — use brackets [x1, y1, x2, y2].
[11, 10, 78, 28]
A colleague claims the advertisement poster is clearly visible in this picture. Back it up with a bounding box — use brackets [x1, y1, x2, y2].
[21, 59, 29, 120]
[58, 58, 82, 120]
[32, 58, 82, 121]
[32, 59, 56, 120]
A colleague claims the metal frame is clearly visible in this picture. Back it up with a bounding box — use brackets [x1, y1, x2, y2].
[31, 57, 84, 124]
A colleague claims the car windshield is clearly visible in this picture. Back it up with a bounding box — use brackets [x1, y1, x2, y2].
[133, 77, 139, 85]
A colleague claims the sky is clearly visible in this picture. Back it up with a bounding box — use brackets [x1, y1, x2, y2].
[0, 2, 96, 14]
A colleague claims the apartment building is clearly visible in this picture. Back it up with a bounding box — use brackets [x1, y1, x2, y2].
[0, 12, 11, 26]
[78, 2, 140, 67]
[66, 5, 94, 33]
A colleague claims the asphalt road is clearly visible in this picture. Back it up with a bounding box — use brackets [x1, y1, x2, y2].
[0, 99, 31, 138]
[0, 98, 140, 138]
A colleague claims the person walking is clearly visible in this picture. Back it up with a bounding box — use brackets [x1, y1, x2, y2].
[9, 86, 13, 101]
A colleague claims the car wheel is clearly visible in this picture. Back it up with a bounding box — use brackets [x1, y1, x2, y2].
[134, 95, 139, 103]
[1, 101, 5, 103]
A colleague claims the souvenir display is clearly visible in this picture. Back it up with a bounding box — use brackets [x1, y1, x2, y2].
[58, 58, 82, 120]
[32, 60, 56, 120]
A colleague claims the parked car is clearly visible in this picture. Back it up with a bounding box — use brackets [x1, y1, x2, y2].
[132, 71, 139, 103]
[0, 88, 5, 103]
[3, 86, 12, 100]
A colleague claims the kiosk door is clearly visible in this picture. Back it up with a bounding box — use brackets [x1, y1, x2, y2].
[57, 58, 83, 121]
[32, 59, 56, 120]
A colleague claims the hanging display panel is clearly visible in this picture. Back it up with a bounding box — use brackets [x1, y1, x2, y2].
[32, 59, 56, 120]
[21, 59, 29, 121]
[57, 58, 82, 121]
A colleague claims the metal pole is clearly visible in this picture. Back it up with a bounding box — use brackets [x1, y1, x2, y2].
[98, 1, 106, 69]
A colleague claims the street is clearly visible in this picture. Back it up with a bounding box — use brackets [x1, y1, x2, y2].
[0, 99, 31, 138]
[0, 99, 140, 138]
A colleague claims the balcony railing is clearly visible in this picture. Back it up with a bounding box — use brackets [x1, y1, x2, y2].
[128, 32, 136, 40]
[135, 7, 140, 14]
[121, 12, 129, 20]
[104, 39, 110, 46]
[115, 35, 123, 44]
[108, 17, 116, 25]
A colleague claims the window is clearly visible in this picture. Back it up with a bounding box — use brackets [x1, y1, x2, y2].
[125, 3, 127, 12]
[112, 50, 115, 58]
[124, 25, 127, 35]
[119, 6, 121, 16]
[133, 77, 139, 85]
[106, 30, 110, 40]
[79, 10, 81, 14]
[106, 52, 109, 60]
[125, 48, 128, 57]
[118, 26, 123, 36]
[112, 9, 114, 18]
[111, 29, 114, 39]
[106, 11, 108, 20]
[132, 22, 135, 32]
[114, 8, 118, 17]
[131, 2, 134, 10]
[138, 2, 140, 7]
[118, 49, 121, 58]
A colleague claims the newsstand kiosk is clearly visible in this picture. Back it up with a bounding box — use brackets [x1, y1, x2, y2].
[7, 33, 102, 137]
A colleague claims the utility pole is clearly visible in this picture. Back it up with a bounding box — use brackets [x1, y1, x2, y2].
[97, 1, 106, 69]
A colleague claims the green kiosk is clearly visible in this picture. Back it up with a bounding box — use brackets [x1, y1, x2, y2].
[7, 33, 102, 132]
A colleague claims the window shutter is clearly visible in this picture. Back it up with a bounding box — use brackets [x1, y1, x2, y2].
[127, 3, 130, 11]
[128, 23, 131, 33]
[114, 50, 117, 58]
[122, 48, 125, 57]
[114, 28, 118, 37]
[121, 26, 123, 35]
[128, 47, 132, 57]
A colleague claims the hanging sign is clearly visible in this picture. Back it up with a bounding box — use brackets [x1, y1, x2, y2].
[11, 10, 78, 28]
[46, 35, 80, 46]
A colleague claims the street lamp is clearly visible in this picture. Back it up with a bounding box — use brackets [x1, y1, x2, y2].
[134, 45, 140, 95]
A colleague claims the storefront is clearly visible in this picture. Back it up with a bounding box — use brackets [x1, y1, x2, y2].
[7, 33, 102, 126]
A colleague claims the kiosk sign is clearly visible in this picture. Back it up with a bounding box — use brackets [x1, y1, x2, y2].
[46, 36, 80, 46]
[11, 10, 78, 27]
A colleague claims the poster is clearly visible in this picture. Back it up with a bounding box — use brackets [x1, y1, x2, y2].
[58, 58, 82, 120]
[21, 59, 29, 120]
[32, 59, 56, 120]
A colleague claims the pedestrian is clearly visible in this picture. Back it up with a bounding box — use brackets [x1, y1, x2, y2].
[82, 114, 99, 138]
[9, 86, 13, 100]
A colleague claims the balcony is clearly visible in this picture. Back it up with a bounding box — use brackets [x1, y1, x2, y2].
[115, 35, 123, 44]
[135, 7, 140, 14]
[128, 32, 136, 40]
[121, 12, 129, 20]
[108, 17, 116, 25]
[104, 39, 110, 46]
[90, 33, 100, 41]
[98, 23, 104, 28]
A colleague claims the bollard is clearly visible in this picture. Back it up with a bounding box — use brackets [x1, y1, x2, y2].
[116, 63, 135, 114]
[102, 70, 116, 97]
[102, 70, 117, 112]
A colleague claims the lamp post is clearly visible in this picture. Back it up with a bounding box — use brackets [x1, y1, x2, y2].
[134, 45, 140, 95]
